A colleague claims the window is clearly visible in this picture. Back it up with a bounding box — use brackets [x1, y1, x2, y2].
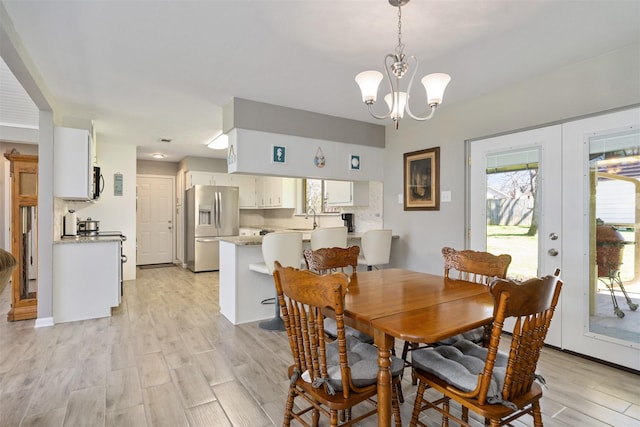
[303, 179, 340, 214]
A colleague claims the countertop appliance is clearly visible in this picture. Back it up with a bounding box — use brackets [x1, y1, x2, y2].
[186, 185, 239, 272]
[341, 213, 354, 232]
[77, 217, 100, 236]
[63, 210, 78, 236]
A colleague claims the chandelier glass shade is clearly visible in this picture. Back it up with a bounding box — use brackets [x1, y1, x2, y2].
[355, 0, 450, 129]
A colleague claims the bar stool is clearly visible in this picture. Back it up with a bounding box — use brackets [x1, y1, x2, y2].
[357, 229, 392, 271]
[310, 226, 348, 250]
[249, 231, 303, 331]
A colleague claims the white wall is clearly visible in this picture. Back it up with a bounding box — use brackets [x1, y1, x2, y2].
[384, 44, 640, 274]
[228, 129, 385, 181]
[66, 143, 137, 280]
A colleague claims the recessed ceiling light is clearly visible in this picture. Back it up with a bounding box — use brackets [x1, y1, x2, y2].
[152, 153, 165, 159]
[208, 134, 228, 150]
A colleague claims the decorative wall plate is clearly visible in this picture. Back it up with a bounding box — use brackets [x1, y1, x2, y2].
[314, 147, 326, 168]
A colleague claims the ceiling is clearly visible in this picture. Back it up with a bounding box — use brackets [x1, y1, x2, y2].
[1, 0, 639, 162]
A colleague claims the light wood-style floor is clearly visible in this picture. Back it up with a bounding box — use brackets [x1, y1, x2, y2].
[0, 266, 638, 427]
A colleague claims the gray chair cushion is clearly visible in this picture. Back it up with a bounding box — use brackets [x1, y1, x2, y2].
[323, 317, 374, 344]
[322, 336, 405, 391]
[435, 327, 485, 346]
[411, 338, 513, 407]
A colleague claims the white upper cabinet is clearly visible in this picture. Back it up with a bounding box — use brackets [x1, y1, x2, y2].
[324, 180, 369, 207]
[236, 175, 257, 208]
[185, 171, 235, 189]
[258, 177, 295, 208]
[54, 126, 94, 200]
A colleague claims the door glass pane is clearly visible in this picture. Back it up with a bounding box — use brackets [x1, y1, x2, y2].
[485, 149, 540, 280]
[589, 129, 640, 343]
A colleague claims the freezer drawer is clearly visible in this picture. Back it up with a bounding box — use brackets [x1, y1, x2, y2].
[190, 237, 219, 272]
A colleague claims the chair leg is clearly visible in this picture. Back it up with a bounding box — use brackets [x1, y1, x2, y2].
[532, 401, 543, 427]
[409, 380, 427, 427]
[330, 409, 339, 427]
[392, 379, 402, 427]
[443, 399, 451, 427]
[283, 387, 295, 427]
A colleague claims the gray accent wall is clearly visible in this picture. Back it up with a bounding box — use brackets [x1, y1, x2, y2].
[223, 97, 385, 148]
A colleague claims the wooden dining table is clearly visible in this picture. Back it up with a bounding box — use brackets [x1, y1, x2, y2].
[339, 268, 496, 427]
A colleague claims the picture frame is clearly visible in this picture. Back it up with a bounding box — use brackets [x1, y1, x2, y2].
[403, 147, 440, 210]
[272, 145, 286, 164]
[349, 154, 360, 171]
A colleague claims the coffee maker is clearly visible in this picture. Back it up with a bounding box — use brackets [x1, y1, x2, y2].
[341, 213, 354, 232]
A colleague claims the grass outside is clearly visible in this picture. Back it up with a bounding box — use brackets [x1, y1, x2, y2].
[487, 225, 637, 284]
[487, 225, 538, 280]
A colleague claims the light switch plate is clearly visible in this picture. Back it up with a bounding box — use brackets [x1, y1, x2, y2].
[397, 193, 403, 204]
[441, 190, 452, 202]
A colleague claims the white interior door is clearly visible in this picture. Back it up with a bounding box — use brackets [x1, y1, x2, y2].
[137, 175, 174, 265]
[469, 125, 563, 347]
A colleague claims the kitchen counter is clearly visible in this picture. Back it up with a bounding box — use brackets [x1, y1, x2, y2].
[220, 232, 364, 246]
[54, 235, 122, 244]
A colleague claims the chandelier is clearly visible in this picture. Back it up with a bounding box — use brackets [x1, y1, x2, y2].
[355, 0, 451, 129]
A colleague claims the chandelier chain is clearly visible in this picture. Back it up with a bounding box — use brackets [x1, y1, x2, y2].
[396, 2, 404, 56]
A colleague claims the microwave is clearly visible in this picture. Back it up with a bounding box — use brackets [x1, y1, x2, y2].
[92, 166, 104, 199]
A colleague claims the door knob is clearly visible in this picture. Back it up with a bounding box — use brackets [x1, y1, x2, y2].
[548, 248, 559, 256]
[549, 232, 558, 240]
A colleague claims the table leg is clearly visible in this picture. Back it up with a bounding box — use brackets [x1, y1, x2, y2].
[374, 329, 393, 427]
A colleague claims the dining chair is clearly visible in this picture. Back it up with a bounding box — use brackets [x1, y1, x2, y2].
[249, 231, 303, 331]
[409, 270, 563, 427]
[310, 226, 348, 250]
[357, 229, 392, 271]
[303, 246, 373, 342]
[401, 246, 512, 383]
[304, 245, 407, 404]
[273, 261, 404, 427]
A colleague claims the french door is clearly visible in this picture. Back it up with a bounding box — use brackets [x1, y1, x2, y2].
[468, 108, 640, 370]
[469, 125, 563, 346]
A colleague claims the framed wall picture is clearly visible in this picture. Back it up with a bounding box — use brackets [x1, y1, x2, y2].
[350, 154, 360, 170]
[403, 147, 440, 210]
[272, 145, 286, 164]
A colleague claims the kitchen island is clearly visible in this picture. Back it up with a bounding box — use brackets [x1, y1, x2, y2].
[218, 233, 365, 325]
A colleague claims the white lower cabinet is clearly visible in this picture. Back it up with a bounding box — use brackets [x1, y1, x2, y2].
[53, 240, 120, 323]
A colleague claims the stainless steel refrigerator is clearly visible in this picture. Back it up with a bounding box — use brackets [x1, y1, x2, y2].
[186, 185, 239, 272]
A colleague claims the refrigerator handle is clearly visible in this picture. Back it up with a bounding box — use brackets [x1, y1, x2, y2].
[213, 192, 218, 229]
[216, 191, 221, 229]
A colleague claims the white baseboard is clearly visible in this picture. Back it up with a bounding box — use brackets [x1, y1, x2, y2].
[34, 317, 54, 328]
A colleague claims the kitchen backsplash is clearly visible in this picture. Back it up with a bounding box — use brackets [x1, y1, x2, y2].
[242, 181, 383, 232]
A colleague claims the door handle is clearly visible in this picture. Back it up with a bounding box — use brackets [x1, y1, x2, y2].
[548, 248, 559, 256]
